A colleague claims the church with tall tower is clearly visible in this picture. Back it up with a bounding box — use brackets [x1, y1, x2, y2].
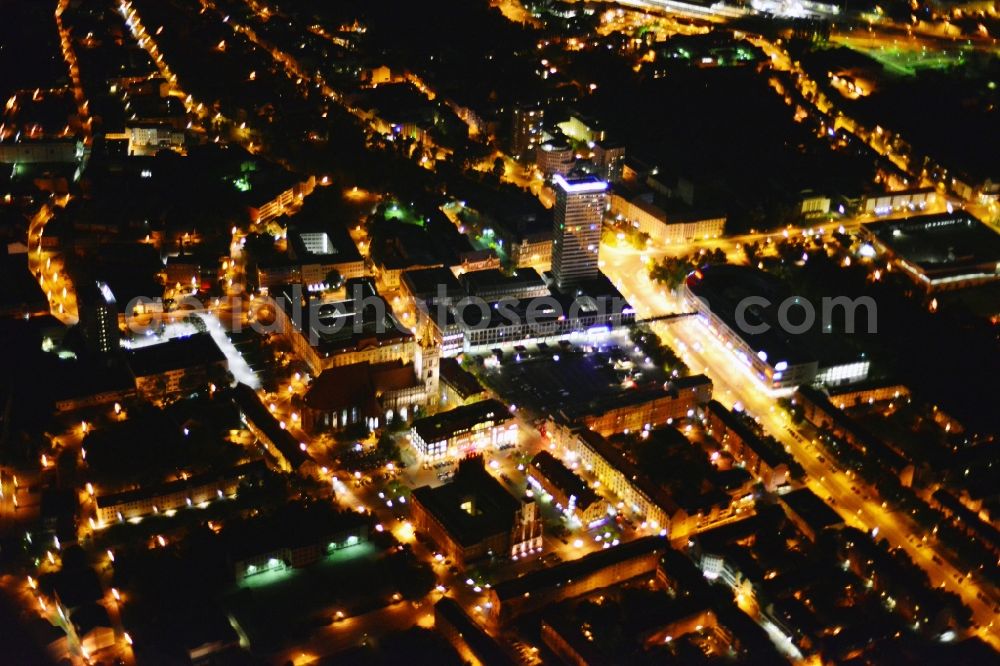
[414, 325, 441, 407]
[299, 325, 444, 433]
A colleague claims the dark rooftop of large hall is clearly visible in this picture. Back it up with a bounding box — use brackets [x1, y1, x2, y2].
[411, 456, 522, 548]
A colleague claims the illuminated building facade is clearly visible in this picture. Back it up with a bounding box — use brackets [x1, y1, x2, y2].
[561, 374, 713, 437]
[551, 174, 606, 290]
[535, 140, 574, 177]
[859, 212, 1000, 292]
[410, 457, 542, 567]
[272, 279, 415, 375]
[96, 460, 265, 525]
[684, 265, 869, 390]
[510, 104, 544, 162]
[409, 399, 516, 461]
[78, 281, 120, 355]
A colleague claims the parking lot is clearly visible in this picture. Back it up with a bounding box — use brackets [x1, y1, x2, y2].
[474, 334, 671, 419]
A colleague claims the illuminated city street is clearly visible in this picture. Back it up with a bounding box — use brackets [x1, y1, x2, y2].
[1, 0, 997, 662]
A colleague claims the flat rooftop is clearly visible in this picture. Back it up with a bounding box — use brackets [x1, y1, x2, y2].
[126, 333, 226, 377]
[686, 264, 812, 366]
[411, 457, 521, 547]
[862, 212, 1000, 278]
[411, 399, 510, 444]
[559, 374, 712, 423]
[434, 598, 515, 666]
[705, 400, 785, 468]
[686, 264, 865, 369]
[401, 266, 464, 302]
[230, 383, 310, 469]
[97, 460, 266, 509]
[476, 337, 673, 419]
[459, 267, 547, 297]
[288, 223, 363, 265]
[575, 429, 681, 517]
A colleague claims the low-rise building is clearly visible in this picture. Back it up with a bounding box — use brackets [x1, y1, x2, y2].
[455, 285, 636, 353]
[0, 138, 83, 164]
[163, 252, 220, 289]
[558, 112, 606, 144]
[610, 192, 725, 244]
[558, 427, 682, 535]
[488, 211, 553, 271]
[70, 604, 115, 657]
[126, 122, 186, 156]
[288, 225, 366, 288]
[542, 600, 717, 662]
[244, 174, 316, 224]
[684, 264, 870, 390]
[858, 212, 1000, 291]
[231, 384, 316, 474]
[301, 357, 435, 431]
[224, 504, 369, 582]
[858, 187, 936, 216]
[796, 385, 914, 485]
[452, 249, 501, 275]
[346, 83, 435, 143]
[409, 399, 516, 461]
[826, 381, 909, 409]
[435, 598, 517, 666]
[255, 259, 302, 290]
[52, 364, 137, 413]
[400, 266, 465, 314]
[800, 191, 832, 217]
[439, 357, 487, 406]
[507, 229, 553, 271]
[458, 267, 550, 302]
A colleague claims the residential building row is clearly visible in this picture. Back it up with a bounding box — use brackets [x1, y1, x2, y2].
[704, 400, 789, 492]
[795, 385, 914, 485]
[487, 536, 668, 625]
[527, 450, 610, 527]
[558, 374, 713, 437]
[548, 424, 738, 539]
[95, 460, 266, 525]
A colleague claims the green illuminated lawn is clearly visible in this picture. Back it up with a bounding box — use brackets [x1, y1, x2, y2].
[383, 202, 424, 227]
[864, 47, 965, 76]
[832, 37, 968, 76]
